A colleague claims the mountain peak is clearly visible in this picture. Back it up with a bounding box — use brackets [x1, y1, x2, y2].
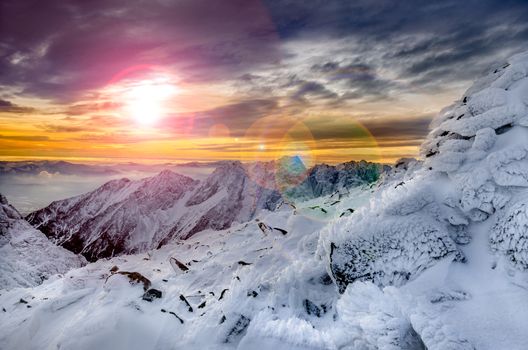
[153, 169, 189, 181]
[277, 155, 307, 171]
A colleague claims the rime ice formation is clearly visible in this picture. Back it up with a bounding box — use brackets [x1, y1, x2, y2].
[327, 50, 528, 291]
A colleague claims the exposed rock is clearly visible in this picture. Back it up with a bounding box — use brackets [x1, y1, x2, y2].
[179, 294, 193, 312]
[115, 271, 151, 291]
[169, 257, 189, 272]
[224, 315, 250, 343]
[303, 299, 322, 317]
[218, 288, 229, 300]
[142, 288, 162, 302]
[273, 227, 287, 235]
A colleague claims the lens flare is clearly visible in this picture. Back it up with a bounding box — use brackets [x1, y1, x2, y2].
[208, 123, 231, 139]
[238, 114, 383, 222]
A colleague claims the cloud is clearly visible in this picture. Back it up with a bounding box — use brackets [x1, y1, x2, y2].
[0, 0, 282, 101]
[164, 98, 280, 137]
[0, 99, 35, 113]
[2, 0, 527, 163]
[303, 114, 433, 145]
[2, 0, 526, 106]
[0, 134, 50, 141]
[40, 124, 96, 133]
[362, 115, 433, 142]
[262, 0, 528, 95]
[291, 81, 338, 101]
[71, 133, 170, 144]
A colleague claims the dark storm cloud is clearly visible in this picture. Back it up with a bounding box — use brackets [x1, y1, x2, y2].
[305, 114, 433, 144]
[312, 62, 396, 100]
[292, 81, 338, 101]
[363, 115, 433, 142]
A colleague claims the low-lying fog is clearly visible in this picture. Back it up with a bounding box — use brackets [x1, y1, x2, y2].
[0, 166, 214, 215]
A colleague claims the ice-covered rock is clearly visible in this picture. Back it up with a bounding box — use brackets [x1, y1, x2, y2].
[328, 213, 460, 292]
[490, 198, 528, 269]
[326, 49, 528, 291]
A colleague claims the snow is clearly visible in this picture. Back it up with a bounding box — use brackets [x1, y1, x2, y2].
[25, 159, 382, 261]
[0, 195, 85, 290]
[1, 50, 528, 349]
[490, 198, 528, 269]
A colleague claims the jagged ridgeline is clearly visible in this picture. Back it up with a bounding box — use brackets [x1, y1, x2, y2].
[25, 158, 387, 261]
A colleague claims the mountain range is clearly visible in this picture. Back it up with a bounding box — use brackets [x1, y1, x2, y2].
[25, 158, 386, 261]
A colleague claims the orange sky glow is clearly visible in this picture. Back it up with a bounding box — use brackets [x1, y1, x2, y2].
[0, 65, 462, 165]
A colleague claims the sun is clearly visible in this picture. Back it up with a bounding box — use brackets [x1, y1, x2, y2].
[122, 78, 177, 125]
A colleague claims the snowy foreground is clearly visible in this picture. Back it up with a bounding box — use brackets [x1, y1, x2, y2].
[2, 50, 528, 349]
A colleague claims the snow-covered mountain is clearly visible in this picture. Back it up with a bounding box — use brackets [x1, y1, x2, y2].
[2, 50, 528, 350]
[26, 163, 283, 261]
[26, 170, 199, 261]
[26, 158, 383, 261]
[284, 160, 390, 199]
[0, 159, 225, 177]
[0, 194, 85, 290]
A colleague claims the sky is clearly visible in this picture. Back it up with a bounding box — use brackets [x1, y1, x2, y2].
[1, 0, 527, 165]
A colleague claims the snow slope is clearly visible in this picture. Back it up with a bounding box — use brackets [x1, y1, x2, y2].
[0, 194, 85, 290]
[0, 189, 371, 350]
